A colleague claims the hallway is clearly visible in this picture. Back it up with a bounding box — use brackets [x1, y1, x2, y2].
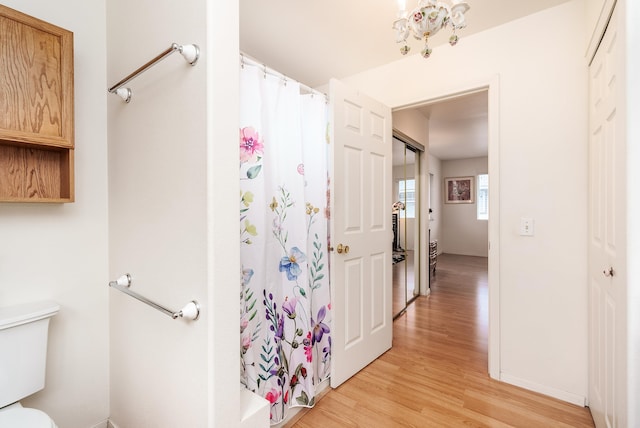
[288, 253, 594, 427]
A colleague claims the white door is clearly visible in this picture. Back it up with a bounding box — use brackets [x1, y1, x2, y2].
[588, 6, 627, 427]
[329, 79, 393, 387]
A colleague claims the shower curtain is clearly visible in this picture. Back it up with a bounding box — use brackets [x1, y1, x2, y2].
[239, 63, 331, 424]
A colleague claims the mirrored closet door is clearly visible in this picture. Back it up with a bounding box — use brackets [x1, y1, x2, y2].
[392, 132, 422, 318]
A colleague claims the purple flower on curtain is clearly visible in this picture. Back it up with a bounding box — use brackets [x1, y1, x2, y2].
[239, 127, 264, 164]
[279, 247, 306, 281]
[282, 297, 298, 319]
[312, 306, 330, 345]
[270, 355, 281, 378]
[323, 336, 332, 360]
[274, 313, 285, 340]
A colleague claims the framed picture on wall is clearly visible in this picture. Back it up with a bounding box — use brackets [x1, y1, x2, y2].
[445, 176, 474, 204]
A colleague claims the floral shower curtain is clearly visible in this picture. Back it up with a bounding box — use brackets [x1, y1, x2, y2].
[239, 63, 331, 424]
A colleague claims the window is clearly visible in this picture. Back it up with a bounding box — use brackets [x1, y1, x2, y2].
[477, 174, 489, 220]
[398, 179, 416, 218]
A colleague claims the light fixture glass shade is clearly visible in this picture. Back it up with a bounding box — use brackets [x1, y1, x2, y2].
[393, 0, 469, 57]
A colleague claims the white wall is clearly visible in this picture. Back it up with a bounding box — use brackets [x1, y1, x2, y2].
[342, 0, 589, 404]
[208, 1, 257, 426]
[393, 109, 428, 145]
[106, 1, 206, 427]
[428, 155, 443, 248]
[106, 0, 248, 427]
[441, 157, 488, 257]
[0, 1, 110, 427]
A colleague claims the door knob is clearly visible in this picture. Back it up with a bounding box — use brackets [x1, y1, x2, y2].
[603, 267, 614, 278]
[336, 243, 350, 254]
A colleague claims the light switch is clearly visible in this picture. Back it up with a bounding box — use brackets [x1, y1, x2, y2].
[520, 217, 534, 236]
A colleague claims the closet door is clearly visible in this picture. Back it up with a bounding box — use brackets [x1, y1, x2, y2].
[392, 138, 420, 319]
[392, 137, 407, 317]
[329, 79, 393, 388]
[588, 6, 627, 427]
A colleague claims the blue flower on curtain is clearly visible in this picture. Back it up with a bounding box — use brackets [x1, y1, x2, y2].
[279, 248, 306, 281]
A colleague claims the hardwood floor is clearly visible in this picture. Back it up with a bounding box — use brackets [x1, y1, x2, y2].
[287, 253, 595, 427]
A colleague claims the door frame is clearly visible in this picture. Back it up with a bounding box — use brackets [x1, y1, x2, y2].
[392, 75, 501, 378]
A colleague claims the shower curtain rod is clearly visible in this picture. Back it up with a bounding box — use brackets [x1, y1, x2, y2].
[240, 53, 328, 101]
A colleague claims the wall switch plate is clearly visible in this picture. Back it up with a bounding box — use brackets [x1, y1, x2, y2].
[520, 217, 534, 236]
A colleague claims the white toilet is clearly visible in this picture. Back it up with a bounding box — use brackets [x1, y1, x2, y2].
[0, 300, 60, 427]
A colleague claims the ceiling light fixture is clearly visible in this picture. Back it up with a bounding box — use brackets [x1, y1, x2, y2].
[393, 0, 470, 58]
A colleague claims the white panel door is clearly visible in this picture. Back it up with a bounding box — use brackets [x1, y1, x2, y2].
[588, 6, 627, 427]
[329, 79, 393, 387]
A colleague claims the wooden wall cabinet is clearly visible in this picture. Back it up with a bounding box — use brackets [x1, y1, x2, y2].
[0, 5, 74, 203]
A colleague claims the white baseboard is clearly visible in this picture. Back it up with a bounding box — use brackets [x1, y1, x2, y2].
[500, 372, 586, 407]
[315, 377, 330, 395]
[88, 420, 109, 428]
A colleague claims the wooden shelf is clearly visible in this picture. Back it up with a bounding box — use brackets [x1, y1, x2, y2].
[0, 5, 74, 203]
[0, 143, 73, 202]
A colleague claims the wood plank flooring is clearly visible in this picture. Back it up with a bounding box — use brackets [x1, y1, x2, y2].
[287, 253, 594, 427]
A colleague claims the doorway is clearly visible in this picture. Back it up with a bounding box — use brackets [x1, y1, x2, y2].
[392, 79, 500, 378]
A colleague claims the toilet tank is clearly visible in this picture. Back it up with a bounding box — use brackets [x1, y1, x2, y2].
[0, 301, 60, 408]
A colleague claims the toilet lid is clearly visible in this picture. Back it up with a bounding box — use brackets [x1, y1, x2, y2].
[0, 407, 56, 427]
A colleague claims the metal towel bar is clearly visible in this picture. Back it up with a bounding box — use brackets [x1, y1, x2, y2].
[109, 273, 200, 320]
[108, 42, 200, 103]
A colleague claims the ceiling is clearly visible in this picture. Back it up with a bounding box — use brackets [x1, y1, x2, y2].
[240, 0, 572, 161]
[411, 90, 488, 160]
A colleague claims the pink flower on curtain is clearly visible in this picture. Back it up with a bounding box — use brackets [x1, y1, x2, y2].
[265, 388, 281, 404]
[239, 127, 264, 163]
[241, 334, 251, 352]
[304, 331, 313, 362]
